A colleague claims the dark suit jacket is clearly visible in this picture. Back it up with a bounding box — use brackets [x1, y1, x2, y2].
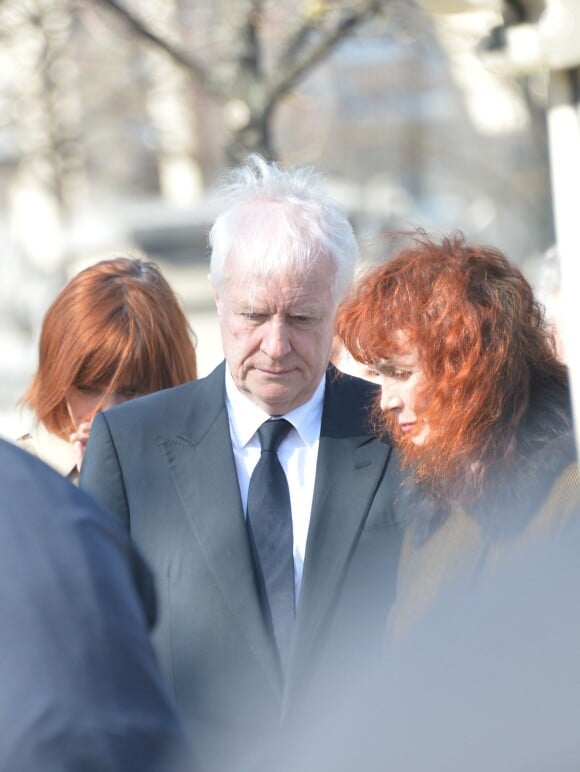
[80, 363, 403, 771]
[0, 438, 187, 772]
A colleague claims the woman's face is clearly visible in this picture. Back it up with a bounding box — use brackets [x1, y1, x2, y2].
[373, 341, 430, 446]
[65, 384, 142, 429]
[64, 383, 144, 471]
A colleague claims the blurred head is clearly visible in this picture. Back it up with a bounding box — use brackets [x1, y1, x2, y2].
[23, 257, 197, 438]
[209, 155, 359, 414]
[336, 232, 568, 501]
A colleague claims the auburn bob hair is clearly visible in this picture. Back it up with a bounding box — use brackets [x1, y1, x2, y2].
[336, 232, 569, 503]
[23, 257, 197, 438]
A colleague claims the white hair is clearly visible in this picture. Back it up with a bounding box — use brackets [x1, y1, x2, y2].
[209, 155, 359, 304]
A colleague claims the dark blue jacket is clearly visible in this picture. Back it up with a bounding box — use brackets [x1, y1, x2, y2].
[0, 438, 189, 771]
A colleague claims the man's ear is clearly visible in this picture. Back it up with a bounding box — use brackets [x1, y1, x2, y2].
[209, 275, 221, 313]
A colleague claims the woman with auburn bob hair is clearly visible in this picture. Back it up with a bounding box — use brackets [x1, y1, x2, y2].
[336, 232, 579, 635]
[20, 257, 197, 483]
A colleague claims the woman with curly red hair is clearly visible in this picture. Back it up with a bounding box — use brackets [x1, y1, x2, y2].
[336, 232, 579, 635]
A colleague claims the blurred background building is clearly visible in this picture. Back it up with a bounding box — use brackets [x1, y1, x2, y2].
[1, 0, 577, 440]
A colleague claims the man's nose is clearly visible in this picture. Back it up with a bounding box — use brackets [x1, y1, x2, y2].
[261, 321, 291, 359]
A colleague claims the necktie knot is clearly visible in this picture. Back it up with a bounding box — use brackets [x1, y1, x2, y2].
[258, 418, 292, 454]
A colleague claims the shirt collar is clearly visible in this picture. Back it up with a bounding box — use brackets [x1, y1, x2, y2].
[225, 366, 325, 449]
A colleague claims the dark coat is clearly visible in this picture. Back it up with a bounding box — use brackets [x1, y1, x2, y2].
[0, 438, 187, 772]
[80, 363, 404, 772]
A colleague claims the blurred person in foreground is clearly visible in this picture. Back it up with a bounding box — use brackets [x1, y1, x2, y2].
[271, 514, 580, 772]
[336, 231, 579, 638]
[80, 155, 403, 771]
[0, 436, 189, 771]
[20, 256, 197, 483]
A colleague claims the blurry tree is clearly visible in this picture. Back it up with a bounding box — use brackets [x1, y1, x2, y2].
[141, 0, 204, 204]
[0, 0, 86, 331]
[90, 0, 391, 164]
[0, 0, 553, 266]
[0, 0, 395, 289]
[1, 0, 86, 245]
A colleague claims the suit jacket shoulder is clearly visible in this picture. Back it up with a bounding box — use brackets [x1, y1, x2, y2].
[80, 364, 228, 523]
[102, 362, 226, 438]
[321, 367, 382, 437]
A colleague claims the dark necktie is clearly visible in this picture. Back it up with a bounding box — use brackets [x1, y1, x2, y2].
[246, 418, 295, 668]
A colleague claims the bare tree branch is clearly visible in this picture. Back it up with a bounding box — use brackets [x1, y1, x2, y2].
[83, 0, 391, 160]
[247, 2, 264, 77]
[277, 3, 330, 68]
[278, 21, 319, 69]
[88, 0, 227, 97]
[268, 0, 390, 101]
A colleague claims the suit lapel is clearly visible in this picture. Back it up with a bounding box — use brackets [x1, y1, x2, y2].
[157, 364, 281, 689]
[291, 370, 391, 665]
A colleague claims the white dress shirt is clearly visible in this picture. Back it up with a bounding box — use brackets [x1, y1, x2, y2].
[225, 367, 325, 600]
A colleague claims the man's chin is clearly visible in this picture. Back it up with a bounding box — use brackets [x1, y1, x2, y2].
[245, 377, 301, 413]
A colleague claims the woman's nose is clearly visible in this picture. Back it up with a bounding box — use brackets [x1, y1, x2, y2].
[380, 388, 403, 412]
[261, 321, 291, 359]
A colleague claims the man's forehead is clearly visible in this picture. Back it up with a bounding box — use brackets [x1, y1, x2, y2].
[224, 265, 322, 294]
[226, 277, 322, 304]
[225, 246, 333, 277]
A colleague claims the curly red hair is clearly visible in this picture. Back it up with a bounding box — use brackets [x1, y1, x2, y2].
[336, 232, 568, 503]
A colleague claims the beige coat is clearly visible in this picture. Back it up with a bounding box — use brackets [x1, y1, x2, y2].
[18, 424, 79, 484]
